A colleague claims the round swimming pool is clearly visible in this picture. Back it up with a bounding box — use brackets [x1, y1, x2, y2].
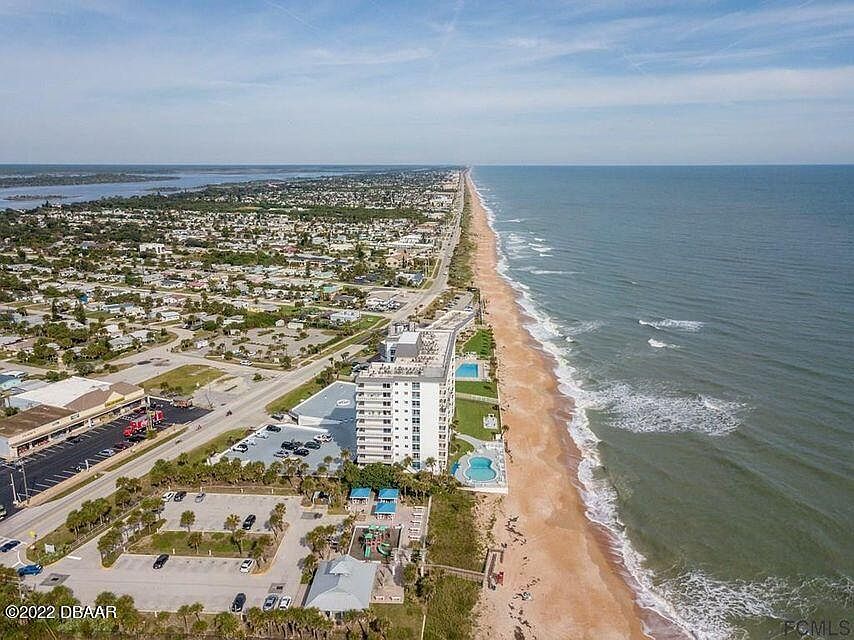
[464, 456, 497, 482]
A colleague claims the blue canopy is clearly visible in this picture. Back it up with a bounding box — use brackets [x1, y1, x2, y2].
[377, 488, 399, 501]
[374, 502, 397, 514]
[349, 487, 371, 499]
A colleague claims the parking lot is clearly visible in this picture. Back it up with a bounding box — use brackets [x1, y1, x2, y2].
[0, 403, 209, 518]
[32, 494, 347, 612]
[221, 423, 354, 472]
[160, 493, 285, 533]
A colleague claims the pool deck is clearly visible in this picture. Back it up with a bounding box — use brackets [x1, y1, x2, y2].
[453, 433, 509, 494]
[454, 358, 491, 381]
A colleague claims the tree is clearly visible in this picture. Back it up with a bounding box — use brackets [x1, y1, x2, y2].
[224, 513, 240, 533]
[187, 531, 203, 552]
[232, 528, 246, 554]
[180, 510, 196, 532]
[213, 611, 240, 638]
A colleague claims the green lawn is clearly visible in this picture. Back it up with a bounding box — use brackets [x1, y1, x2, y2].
[427, 491, 484, 572]
[454, 398, 500, 442]
[447, 437, 474, 468]
[462, 329, 493, 358]
[188, 427, 248, 464]
[129, 530, 269, 558]
[265, 377, 326, 414]
[423, 575, 480, 640]
[142, 364, 224, 396]
[454, 379, 498, 399]
[373, 602, 424, 640]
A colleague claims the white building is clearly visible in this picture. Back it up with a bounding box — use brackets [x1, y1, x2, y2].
[355, 325, 456, 471]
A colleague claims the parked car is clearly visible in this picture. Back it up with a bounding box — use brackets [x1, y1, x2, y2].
[239, 558, 254, 573]
[113, 441, 130, 451]
[173, 491, 187, 502]
[17, 564, 42, 577]
[161, 492, 176, 502]
[0, 540, 21, 553]
[99, 448, 115, 457]
[254, 430, 268, 439]
[66, 435, 81, 444]
[232, 443, 248, 453]
[262, 594, 278, 612]
[271, 413, 285, 421]
[278, 595, 292, 610]
[314, 434, 332, 443]
[265, 424, 282, 433]
[239, 359, 252, 366]
[153, 554, 169, 569]
[281, 440, 297, 450]
[194, 492, 206, 503]
[294, 447, 310, 457]
[128, 433, 146, 443]
[273, 450, 287, 458]
[304, 440, 321, 450]
[242, 514, 256, 530]
[231, 593, 246, 612]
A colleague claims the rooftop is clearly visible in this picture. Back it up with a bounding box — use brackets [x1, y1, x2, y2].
[290, 381, 357, 425]
[0, 404, 75, 438]
[303, 555, 378, 613]
[358, 328, 455, 380]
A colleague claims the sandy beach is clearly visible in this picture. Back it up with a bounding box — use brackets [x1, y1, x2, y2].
[468, 174, 649, 640]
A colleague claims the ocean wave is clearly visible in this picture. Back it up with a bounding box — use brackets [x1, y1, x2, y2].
[640, 318, 704, 332]
[655, 572, 853, 640]
[648, 338, 679, 349]
[505, 217, 525, 223]
[529, 244, 553, 254]
[594, 383, 745, 436]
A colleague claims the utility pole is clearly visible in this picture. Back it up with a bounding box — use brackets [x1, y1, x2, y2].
[10, 472, 18, 504]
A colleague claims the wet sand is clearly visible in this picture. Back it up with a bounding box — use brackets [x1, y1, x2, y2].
[468, 174, 650, 640]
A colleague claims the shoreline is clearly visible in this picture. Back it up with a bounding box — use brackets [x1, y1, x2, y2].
[467, 173, 656, 640]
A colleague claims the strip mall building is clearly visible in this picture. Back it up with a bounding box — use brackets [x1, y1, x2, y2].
[0, 376, 145, 460]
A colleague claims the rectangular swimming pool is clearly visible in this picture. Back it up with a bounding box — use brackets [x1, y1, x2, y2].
[455, 363, 479, 379]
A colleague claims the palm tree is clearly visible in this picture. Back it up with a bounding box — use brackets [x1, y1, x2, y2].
[176, 604, 192, 633]
[187, 531, 203, 553]
[213, 611, 240, 638]
[224, 513, 240, 533]
[180, 510, 196, 532]
[233, 528, 246, 554]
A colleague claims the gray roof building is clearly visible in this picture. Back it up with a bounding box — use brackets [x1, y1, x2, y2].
[303, 555, 378, 613]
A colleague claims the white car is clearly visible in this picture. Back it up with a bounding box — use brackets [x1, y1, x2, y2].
[239, 359, 252, 366]
[254, 430, 269, 439]
[278, 595, 292, 610]
[313, 433, 332, 443]
[232, 443, 248, 453]
[239, 558, 254, 573]
[161, 492, 176, 502]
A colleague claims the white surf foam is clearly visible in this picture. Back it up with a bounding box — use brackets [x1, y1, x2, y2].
[648, 338, 678, 349]
[594, 383, 744, 436]
[640, 318, 704, 332]
[472, 178, 762, 640]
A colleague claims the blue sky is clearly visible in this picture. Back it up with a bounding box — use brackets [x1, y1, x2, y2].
[1, 0, 853, 164]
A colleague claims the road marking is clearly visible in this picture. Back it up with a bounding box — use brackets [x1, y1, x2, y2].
[67, 555, 82, 561]
[34, 482, 54, 489]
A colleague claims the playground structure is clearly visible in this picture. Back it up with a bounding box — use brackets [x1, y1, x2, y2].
[352, 524, 400, 561]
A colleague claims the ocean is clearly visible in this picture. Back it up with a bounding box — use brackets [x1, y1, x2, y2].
[471, 166, 853, 640]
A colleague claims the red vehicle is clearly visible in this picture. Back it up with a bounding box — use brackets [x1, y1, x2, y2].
[123, 409, 164, 437]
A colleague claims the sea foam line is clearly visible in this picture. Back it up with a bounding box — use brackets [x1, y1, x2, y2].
[472, 179, 758, 640]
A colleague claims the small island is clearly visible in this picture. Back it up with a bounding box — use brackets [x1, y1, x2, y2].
[6, 193, 68, 201]
[0, 172, 179, 188]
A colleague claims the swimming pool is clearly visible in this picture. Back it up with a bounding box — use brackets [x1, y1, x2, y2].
[455, 362, 479, 379]
[464, 456, 497, 482]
